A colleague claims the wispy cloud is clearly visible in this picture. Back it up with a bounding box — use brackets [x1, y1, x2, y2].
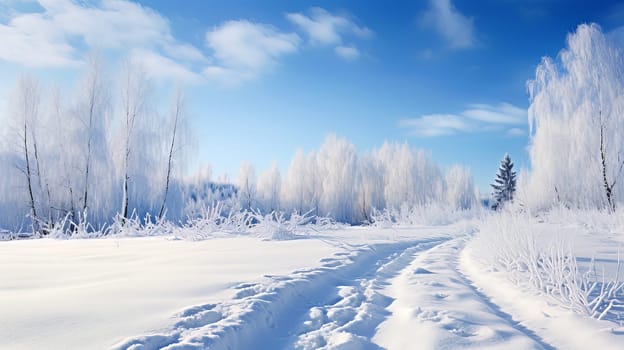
[286, 7, 372, 60]
[463, 103, 526, 124]
[129, 48, 202, 83]
[419, 0, 476, 49]
[400, 114, 474, 137]
[401, 103, 527, 137]
[334, 45, 360, 61]
[204, 20, 300, 84]
[0, 2, 372, 85]
[0, 0, 207, 82]
[507, 128, 526, 136]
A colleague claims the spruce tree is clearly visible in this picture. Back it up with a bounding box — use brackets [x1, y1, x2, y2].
[491, 153, 516, 210]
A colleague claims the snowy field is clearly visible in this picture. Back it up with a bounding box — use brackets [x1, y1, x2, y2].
[1, 1, 623, 349]
[2, 218, 623, 350]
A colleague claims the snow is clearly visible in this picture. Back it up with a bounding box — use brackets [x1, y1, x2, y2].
[1, 221, 623, 349]
[461, 248, 622, 350]
[374, 237, 546, 350]
[0, 236, 339, 349]
[461, 211, 624, 350]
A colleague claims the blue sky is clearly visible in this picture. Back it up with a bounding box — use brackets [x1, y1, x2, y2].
[0, 0, 623, 193]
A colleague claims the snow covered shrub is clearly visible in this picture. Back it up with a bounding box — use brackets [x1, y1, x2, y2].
[537, 206, 624, 234]
[250, 210, 313, 240]
[111, 212, 176, 237]
[178, 202, 253, 240]
[46, 210, 176, 239]
[469, 212, 624, 321]
[371, 203, 481, 228]
[249, 210, 343, 240]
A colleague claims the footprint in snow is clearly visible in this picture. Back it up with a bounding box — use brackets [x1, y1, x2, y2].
[414, 267, 434, 274]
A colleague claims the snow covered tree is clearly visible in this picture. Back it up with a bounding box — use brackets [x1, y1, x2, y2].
[257, 162, 281, 213]
[282, 149, 307, 214]
[355, 154, 384, 223]
[119, 60, 149, 221]
[317, 135, 357, 223]
[159, 88, 186, 219]
[12, 76, 41, 231]
[75, 55, 114, 224]
[445, 165, 477, 210]
[525, 24, 624, 210]
[237, 161, 257, 211]
[491, 154, 516, 210]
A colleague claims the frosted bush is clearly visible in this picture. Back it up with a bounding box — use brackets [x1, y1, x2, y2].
[250, 211, 312, 240]
[469, 211, 624, 321]
[370, 203, 482, 228]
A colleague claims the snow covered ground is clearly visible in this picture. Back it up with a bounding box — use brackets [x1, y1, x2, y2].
[1, 219, 623, 349]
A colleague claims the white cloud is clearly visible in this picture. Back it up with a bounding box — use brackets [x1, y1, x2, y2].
[204, 20, 300, 83]
[0, 0, 207, 82]
[420, 0, 476, 49]
[463, 103, 526, 124]
[400, 114, 474, 137]
[286, 7, 371, 60]
[286, 7, 371, 45]
[401, 102, 527, 137]
[46, 0, 170, 49]
[129, 48, 201, 83]
[0, 2, 363, 85]
[335, 45, 359, 61]
[0, 9, 79, 67]
[507, 128, 526, 137]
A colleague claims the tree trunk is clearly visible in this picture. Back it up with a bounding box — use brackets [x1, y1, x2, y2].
[23, 119, 38, 232]
[600, 121, 615, 212]
[159, 92, 181, 219]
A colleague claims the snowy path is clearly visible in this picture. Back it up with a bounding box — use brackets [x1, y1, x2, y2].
[288, 239, 448, 349]
[115, 231, 560, 350]
[374, 237, 553, 349]
[114, 238, 451, 349]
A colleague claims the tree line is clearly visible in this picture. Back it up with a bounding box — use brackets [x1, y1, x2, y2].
[0, 57, 189, 232]
[0, 57, 479, 233]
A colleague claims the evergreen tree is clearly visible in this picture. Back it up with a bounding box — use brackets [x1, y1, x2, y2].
[491, 153, 516, 210]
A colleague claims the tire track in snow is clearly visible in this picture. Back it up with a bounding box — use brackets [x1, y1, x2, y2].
[112, 237, 450, 350]
[289, 239, 448, 349]
[373, 237, 555, 350]
[455, 251, 556, 350]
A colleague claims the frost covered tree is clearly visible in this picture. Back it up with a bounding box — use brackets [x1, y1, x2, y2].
[355, 154, 384, 223]
[237, 161, 257, 211]
[75, 56, 113, 222]
[317, 135, 357, 223]
[491, 154, 516, 210]
[305, 151, 323, 216]
[525, 23, 624, 210]
[257, 162, 281, 213]
[0, 56, 200, 230]
[12, 76, 41, 231]
[446, 165, 477, 210]
[119, 61, 149, 221]
[373, 142, 443, 209]
[282, 149, 307, 214]
[159, 88, 186, 219]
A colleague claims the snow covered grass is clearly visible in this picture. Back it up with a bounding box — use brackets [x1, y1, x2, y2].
[466, 210, 624, 322]
[371, 203, 483, 228]
[9, 203, 344, 242]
